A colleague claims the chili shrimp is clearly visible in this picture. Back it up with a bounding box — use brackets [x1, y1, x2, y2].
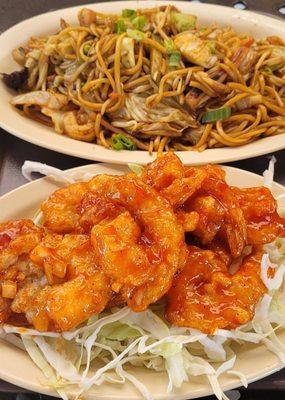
[231, 186, 285, 245]
[142, 153, 246, 257]
[12, 233, 111, 331]
[166, 246, 267, 333]
[89, 174, 186, 311]
[41, 182, 126, 234]
[0, 220, 44, 324]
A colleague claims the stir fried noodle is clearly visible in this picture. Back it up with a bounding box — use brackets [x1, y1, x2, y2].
[4, 6, 285, 152]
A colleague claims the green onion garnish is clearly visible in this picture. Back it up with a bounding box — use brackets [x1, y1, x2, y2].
[122, 9, 137, 20]
[164, 39, 174, 54]
[127, 29, 145, 42]
[132, 16, 146, 30]
[207, 41, 216, 54]
[168, 51, 181, 67]
[202, 106, 231, 123]
[115, 19, 126, 34]
[83, 44, 91, 55]
[111, 134, 137, 150]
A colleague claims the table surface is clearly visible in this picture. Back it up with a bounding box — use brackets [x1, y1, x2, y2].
[1, 0, 285, 398]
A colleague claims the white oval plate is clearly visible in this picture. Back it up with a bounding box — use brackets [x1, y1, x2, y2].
[0, 163, 285, 398]
[1, 1, 285, 165]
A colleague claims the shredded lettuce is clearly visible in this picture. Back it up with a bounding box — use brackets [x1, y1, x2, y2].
[261, 253, 285, 291]
[22, 161, 76, 184]
[263, 156, 276, 188]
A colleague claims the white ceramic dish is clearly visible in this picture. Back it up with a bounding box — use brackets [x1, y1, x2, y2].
[0, 1, 285, 165]
[0, 163, 285, 399]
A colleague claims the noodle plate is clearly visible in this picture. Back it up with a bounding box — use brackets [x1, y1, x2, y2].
[3, 5, 285, 154]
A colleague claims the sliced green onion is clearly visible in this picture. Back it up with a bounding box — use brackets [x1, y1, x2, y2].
[111, 133, 137, 150]
[207, 41, 216, 54]
[83, 44, 91, 55]
[122, 9, 137, 20]
[168, 51, 181, 67]
[127, 29, 145, 42]
[132, 16, 146, 30]
[202, 106, 231, 123]
[115, 19, 126, 34]
[164, 39, 174, 54]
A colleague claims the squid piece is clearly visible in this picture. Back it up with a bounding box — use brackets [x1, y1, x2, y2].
[166, 246, 267, 333]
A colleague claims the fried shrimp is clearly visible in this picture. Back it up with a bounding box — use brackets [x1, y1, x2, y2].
[166, 246, 267, 333]
[0, 220, 44, 271]
[0, 220, 44, 324]
[41, 182, 126, 234]
[41, 182, 88, 233]
[232, 186, 285, 245]
[143, 153, 246, 257]
[89, 174, 186, 311]
[142, 152, 185, 190]
[198, 174, 247, 258]
[12, 234, 111, 331]
[187, 195, 225, 245]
